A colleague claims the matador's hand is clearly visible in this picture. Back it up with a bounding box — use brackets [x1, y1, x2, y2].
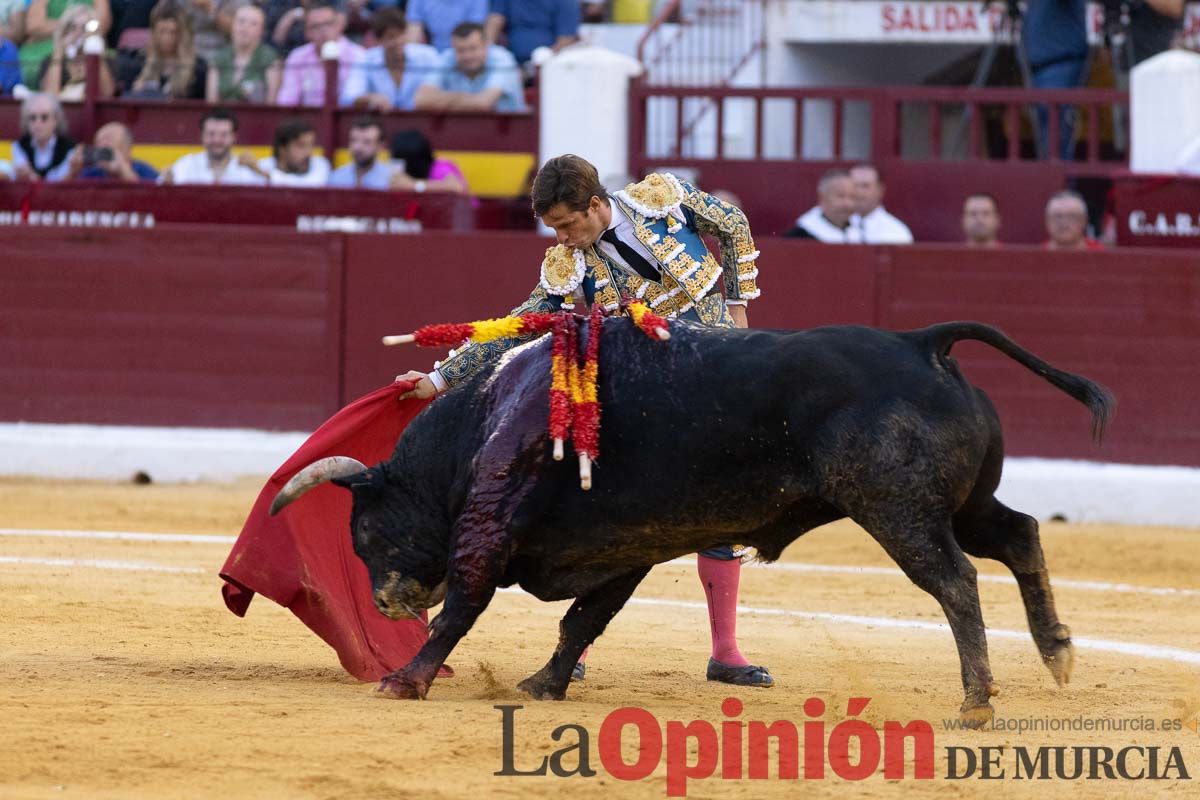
[396, 371, 437, 400]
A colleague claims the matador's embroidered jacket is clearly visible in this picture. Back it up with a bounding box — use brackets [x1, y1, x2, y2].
[434, 172, 761, 389]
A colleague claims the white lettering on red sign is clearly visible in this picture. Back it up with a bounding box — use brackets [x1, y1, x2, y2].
[881, 3, 1004, 34]
[1128, 210, 1200, 237]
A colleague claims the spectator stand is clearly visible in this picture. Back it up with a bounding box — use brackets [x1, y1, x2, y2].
[0, 51, 538, 228]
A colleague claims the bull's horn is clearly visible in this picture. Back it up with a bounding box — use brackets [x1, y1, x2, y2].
[269, 456, 368, 516]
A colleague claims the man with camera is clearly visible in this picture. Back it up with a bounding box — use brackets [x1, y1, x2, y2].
[66, 122, 158, 183]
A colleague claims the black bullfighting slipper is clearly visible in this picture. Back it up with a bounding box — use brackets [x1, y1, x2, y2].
[571, 662, 586, 681]
[706, 657, 774, 687]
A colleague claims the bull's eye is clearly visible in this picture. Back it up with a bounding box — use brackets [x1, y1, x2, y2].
[359, 518, 374, 533]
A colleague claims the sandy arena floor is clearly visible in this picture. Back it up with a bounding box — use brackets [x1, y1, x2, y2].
[1, 477, 1198, 799]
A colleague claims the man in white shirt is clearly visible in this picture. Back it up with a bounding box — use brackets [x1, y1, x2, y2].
[163, 108, 266, 186]
[784, 169, 862, 243]
[251, 118, 331, 187]
[849, 163, 913, 244]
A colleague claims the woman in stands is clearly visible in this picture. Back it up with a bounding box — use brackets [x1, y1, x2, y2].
[206, 3, 279, 104]
[122, 0, 205, 99]
[18, 0, 109, 87]
[38, 4, 115, 99]
[388, 128, 471, 197]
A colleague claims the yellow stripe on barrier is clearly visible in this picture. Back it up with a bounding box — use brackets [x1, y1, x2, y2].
[129, 145, 532, 198]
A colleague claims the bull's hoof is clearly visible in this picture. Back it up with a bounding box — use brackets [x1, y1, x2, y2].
[959, 702, 995, 730]
[374, 673, 427, 700]
[516, 674, 567, 701]
[1043, 628, 1075, 687]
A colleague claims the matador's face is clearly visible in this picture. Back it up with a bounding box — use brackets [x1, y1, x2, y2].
[540, 196, 609, 250]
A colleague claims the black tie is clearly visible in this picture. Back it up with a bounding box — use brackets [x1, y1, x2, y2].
[600, 228, 659, 281]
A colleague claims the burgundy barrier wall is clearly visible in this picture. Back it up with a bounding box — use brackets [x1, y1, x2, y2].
[0, 182, 473, 232]
[2, 229, 1197, 466]
[341, 232, 551, 401]
[1, 227, 344, 430]
[876, 244, 1200, 466]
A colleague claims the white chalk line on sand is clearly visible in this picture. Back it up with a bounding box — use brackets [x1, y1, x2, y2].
[0, 555, 205, 574]
[0, 528, 236, 544]
[666, 558, 1200, 599]
[5, 528, 1198, 600]
[494, 590, 1200, 667]
[0, 547, 1195, 667]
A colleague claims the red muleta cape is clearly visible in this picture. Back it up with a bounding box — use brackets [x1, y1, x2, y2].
[219, 382, 438, 681]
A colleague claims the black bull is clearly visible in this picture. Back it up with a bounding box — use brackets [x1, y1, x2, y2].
[271, 319, 1114, 727]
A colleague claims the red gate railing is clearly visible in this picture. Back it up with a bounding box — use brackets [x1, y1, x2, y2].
[630, 82, 1128, 176]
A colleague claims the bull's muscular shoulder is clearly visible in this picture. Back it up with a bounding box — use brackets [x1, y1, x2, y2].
[613, 173, 686, 219]
[539, 244, 588, 297]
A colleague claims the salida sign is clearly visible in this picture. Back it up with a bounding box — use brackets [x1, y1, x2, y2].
[785, 2, 1200, 45]
[880, 2, 1004, 35]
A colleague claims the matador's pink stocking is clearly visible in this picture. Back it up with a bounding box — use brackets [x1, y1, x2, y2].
[698, 554, 750, 667]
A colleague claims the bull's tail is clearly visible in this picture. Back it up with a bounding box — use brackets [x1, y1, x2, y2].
[915, 321, 1116, 442]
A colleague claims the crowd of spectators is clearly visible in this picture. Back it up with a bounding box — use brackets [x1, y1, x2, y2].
[0, 0, 584, 106]
[783, 165, 1107, 249]
[144, 104, 469, 195]
[0, 92, 474, 195]
[0, 2, 1139, 245]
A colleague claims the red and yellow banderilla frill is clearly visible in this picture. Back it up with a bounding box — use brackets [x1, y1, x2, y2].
[382, 302, 668, 490]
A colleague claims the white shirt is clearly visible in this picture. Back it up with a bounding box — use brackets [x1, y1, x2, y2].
[796, 206, 863, 244]
[854, 205, 913, 244]
[258, 155, 332, 187]
[594, 198, 661, 277]
[166, 152, 266, 186]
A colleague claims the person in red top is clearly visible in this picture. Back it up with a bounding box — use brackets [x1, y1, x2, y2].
[1043, 190, 1104, 251]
